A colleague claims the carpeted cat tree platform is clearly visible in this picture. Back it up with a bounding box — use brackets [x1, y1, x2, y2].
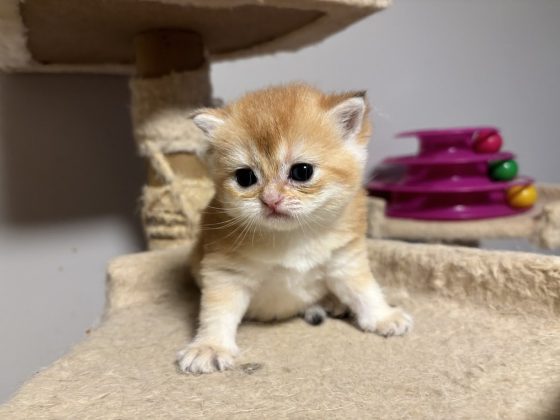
[368, 184, 560, 248]
[1, 242, 559, 419]
[1, 1, 560, 419]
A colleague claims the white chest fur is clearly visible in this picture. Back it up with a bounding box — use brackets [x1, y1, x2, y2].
[245, 264, 328, 321]
[242, 231, 346, 321]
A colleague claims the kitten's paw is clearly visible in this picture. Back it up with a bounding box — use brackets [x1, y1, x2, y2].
[374, 307, 413, 337]
[303, 305, 327, 326]
[358, 307, 413, 337]
[176, 343, 236, 374]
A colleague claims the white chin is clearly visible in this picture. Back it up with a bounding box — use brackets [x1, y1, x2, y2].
[259, 215, 300, 232]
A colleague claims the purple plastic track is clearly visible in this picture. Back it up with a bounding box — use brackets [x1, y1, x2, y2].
[367, 127, 535, 220]
[384, 151, 514, 166]
[368, 176, 534, 194]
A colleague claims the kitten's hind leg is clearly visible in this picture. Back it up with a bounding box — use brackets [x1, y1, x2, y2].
[320, 293, 351, 319]
[303, 304, 327, 326]
[303, 295, 350, 326]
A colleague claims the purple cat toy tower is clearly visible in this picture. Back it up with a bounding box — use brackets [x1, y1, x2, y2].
[368, 127, 537, 220]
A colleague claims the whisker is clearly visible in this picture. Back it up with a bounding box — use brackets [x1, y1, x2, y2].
[204, 218, 247, 246]
[250, 216, 259, 247]
[294, 213, 304, 234]
[231, 217, 253, 251]
[202, 215, 244, 224]
[200, 215, 247, 230]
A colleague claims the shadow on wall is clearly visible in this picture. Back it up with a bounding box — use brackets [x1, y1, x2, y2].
[0, 73, 145, 243]
[540, 388, 560, 420]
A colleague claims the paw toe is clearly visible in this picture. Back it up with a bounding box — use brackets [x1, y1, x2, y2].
[176, 344, 235, 374]
[374, 308, 413, 337]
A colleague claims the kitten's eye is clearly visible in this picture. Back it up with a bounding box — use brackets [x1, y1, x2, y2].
[235, 168, 258, 187]
[289, 163, 314, 182]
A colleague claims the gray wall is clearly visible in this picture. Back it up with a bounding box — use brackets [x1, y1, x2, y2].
[1, 0, 559, 402]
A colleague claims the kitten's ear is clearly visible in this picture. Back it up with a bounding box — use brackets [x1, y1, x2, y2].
[328, 92, 367, 142]
[191, 109, 225, 138]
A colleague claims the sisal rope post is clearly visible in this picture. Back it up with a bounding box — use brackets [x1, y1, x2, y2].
[131, 30, 215, 250]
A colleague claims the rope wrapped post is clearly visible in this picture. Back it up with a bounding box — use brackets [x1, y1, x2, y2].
[132, 30, 215, 250]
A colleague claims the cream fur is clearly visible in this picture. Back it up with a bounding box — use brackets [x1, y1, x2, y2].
[177, 86, 411, 374]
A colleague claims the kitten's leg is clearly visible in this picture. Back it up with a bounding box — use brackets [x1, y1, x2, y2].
[302, 294, 350, 326]
[325, 239, 412, 337]
[303, 304, 327, 326]
[177, 281, 251, 374]
[319, 293, 351, 319]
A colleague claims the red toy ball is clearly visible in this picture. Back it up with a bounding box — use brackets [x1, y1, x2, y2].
[474, 132, 503, 154]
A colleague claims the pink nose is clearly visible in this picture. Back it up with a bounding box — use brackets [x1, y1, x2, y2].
[261, 194, 284, 210]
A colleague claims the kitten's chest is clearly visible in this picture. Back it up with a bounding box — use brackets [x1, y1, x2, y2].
[242, 235, 344, 321]
[245, 264, 327, 321]
[248, 232, 339, 272]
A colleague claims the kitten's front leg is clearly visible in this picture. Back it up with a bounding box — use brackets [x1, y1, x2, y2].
[177, 280, 252, 374]
[326, 240, 412, 337]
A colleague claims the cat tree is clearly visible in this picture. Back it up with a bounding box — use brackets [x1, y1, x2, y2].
[1, 1, 559, 418]
[2, 0, 388, 249]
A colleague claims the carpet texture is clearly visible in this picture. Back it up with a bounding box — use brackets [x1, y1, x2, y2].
[0, 0, 389, 73]
[368, 184, 560, 250]
[1, 241, 559, 419]
[131, 68, 216, 250]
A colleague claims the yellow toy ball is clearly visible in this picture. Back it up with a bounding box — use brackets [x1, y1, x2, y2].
[506, 185, 538, 208]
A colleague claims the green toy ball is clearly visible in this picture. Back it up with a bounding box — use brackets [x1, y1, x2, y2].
[489, 159, 518, 181]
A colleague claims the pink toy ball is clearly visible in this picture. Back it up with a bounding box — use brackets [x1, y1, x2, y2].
[473, 131, 503, 154]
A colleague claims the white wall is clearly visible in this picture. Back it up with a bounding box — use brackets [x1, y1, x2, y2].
[0, 76, 145, 401]
[212, 0, 560, 183]
[1, 0, 559, 402]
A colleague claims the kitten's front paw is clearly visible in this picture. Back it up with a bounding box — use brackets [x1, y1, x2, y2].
[358, 307, 413, 337]
[176, 343, 237, 374]
[374, 307, 413, 337]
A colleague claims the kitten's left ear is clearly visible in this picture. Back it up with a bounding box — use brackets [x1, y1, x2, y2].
[328, 92, 367, 142]
[191, 109, 225, 139]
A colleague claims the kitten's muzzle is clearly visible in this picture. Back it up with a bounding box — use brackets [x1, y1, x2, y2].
[260, 194, 284, 212]
[261, 200, 289, 219]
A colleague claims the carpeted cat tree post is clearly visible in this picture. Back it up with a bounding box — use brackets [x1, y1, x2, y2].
[1, 0, 387, 250]
[1, 1, 560, 418]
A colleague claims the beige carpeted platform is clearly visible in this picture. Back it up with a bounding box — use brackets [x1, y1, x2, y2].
[2, 241, 559, 419]
[368, 184, 560, 250]
[0, 0, 389, 74]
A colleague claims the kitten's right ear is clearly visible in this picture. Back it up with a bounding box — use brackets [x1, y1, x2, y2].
[191, 110, 225, 138]
[327, 92, 367, 143]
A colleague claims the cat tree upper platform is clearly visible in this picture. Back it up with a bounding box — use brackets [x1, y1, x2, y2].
[0, 0, 388, 74]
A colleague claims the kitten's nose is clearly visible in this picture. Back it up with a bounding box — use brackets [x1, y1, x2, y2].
[260, 192, 284, 210]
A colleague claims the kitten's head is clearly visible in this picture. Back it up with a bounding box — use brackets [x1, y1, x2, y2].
[193, 84, 371, 232]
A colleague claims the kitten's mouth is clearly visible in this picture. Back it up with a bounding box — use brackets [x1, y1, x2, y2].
[264, 209, 290, 219]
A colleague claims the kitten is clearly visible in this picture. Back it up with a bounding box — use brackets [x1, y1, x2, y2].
[177, 84, 412, 374]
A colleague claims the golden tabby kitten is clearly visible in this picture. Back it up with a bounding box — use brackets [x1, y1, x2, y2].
[177, 84, 412, 374]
